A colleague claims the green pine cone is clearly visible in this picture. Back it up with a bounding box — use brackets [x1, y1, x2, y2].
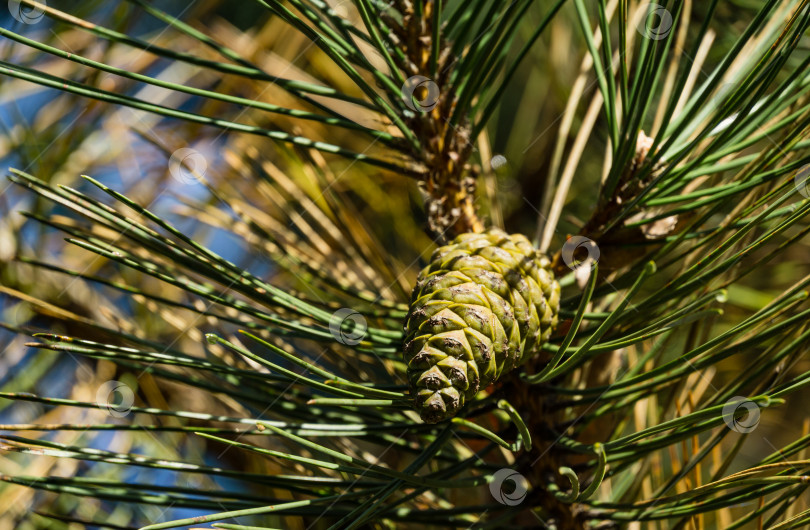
[403, 228, 561, 423]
